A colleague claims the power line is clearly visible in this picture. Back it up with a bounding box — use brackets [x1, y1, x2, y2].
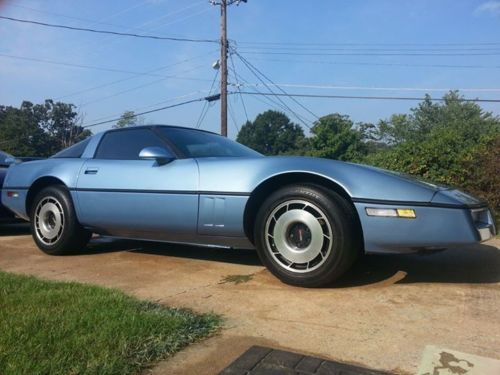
[238, 46, 500, 52]
[72, 2, 212, 58]
[244, 57, 500, 70]
[237, 91, 500, 103]
[196, 70, 220, 129]
[6, 3, 133, 29]
[55, 50, 218, 100]
[228, 67, 303, 122]
[237, 83, 500, 93]
[84, 90, 210, 124]
[236, 51, 319, 122]
[228, 99, 240, 134]
[0, 53, 211, 79]
[229, 51, 249, 123]
[237, 40, 500, 47]
[78, 64, 208, 107]
[235, 55, 313, 127]
[0, 15, 218, 43]
[240, 50, 500, 57]
[82, 96, 212, 128]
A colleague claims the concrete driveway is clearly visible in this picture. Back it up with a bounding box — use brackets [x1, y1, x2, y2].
[0, 224, 499, 374]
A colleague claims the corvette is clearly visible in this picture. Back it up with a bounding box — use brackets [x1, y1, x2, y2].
[1, 125, 496, 286]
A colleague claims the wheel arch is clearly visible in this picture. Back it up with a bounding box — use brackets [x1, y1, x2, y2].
[26, 176, 67, 216]
[243, 172, 364, 247]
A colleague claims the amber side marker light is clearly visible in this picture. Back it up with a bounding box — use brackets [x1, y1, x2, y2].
[6, 191, 19, 198]
[366, 207, 416, 218]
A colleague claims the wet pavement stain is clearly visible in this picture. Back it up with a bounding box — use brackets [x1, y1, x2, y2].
[428, 351, 474, 375]
[219, 274, 254, 285]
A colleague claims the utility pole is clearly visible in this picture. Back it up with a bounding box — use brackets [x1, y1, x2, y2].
[220, 0, 228, 137]
[211, 0, 246, 137]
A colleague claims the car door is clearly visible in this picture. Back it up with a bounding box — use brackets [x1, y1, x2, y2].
[75, 127, 199, 241]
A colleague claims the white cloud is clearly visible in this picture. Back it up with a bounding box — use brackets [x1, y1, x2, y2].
[475, 1, 500, 16]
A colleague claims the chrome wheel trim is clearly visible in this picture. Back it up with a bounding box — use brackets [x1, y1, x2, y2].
[265, 200, 333, 273]
[34, 196, 65, 246]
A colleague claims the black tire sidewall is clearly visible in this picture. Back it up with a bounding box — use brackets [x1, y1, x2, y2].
[254, 185, 357, 287]
[30, 185, 88, 255]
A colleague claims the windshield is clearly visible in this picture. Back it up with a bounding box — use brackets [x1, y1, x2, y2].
[158, 127, 262, 158]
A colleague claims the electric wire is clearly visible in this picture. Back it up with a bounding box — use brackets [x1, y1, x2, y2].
[82, 97, 209, 128]
[244, 57, 500, 70]
[0, 15, 218, 43]
[236, 91, 500, 103]
[228, 99, 240, 134]
[84, 90, 211, 124]
[237, 83, 500, 93]
[235, 51, 318, 123]
[237, 40, 500, 47]
[196, 70, 219, 129]
[229, 51, 249, 123]
[0, 53, 211, 78]
[235, 54, 313, 127]
[240, 50, 500, 57]
[78, 63, 208, 107]
[228, 67, 313, 125]
[55, 50, 218, 101]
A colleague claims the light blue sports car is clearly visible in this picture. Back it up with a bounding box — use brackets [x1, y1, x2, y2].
[1, 125, 496, 286]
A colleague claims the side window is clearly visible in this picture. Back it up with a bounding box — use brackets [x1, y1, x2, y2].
[95, 129, 168, 160]
[52, 138, 91, 158]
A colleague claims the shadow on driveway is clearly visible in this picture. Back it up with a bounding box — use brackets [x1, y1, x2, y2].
[83, 237, 500, 286]
[3, 227, 498, 287]
[0, 222, 30, 236]
[335, 244, 500, 287]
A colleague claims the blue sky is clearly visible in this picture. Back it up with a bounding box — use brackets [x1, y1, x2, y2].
[0, 0, 499, 137]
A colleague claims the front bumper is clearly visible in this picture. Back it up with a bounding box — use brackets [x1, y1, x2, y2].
[354, 202, 496, 254]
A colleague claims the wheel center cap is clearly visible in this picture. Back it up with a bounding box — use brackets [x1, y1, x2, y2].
[287, 222, 312, 249]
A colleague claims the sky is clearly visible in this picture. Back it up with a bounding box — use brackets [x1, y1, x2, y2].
[0, 0, 499, 137]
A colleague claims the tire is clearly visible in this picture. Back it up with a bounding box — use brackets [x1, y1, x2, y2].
[254, 184, 361, 287]
[30, 185, 91, 255]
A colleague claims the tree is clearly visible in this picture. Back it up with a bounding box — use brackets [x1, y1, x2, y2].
[365, 91, 500, 221]
[0, 100, 91, 157]
[0, 105, 50, 156]
[366, 91, 499, 180]
[307, 114, 368, 161]
[113, 111, 144, 129]
[32, 100, 91, 152]
[374, 92, 498, 146]
[460, 134, 500, 218]
[236, 110, 305, 155]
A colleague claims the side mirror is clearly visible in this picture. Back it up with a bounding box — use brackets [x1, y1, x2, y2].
[139, 147, 174, 165]
[2, 157, 18, 166]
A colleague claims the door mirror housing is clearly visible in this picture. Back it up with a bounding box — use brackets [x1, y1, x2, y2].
[139, 147, 174, 165]
[2, 157, 19, 167]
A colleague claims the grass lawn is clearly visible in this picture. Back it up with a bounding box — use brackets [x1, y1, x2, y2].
[0, 271, 220, 375]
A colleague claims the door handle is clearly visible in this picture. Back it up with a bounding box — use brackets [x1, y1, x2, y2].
[84, 168, 99, 175]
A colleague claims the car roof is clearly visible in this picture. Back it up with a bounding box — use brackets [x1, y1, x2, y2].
[103, 124, 219, 136]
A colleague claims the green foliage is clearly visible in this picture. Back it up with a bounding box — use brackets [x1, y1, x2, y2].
[236, 110, 305, 155]
[365, 91, 500, 214]
[0, 271, 220, 375]
[459, 135, 500, 220]
[307, 114, 368, 162]
[113, 110, 144, 129]
[0, 100, 91, 157]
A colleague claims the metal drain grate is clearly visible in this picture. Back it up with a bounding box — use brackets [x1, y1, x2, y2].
[219, 346, 392, 374]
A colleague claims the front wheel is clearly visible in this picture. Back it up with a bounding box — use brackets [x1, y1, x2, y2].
[30, 185, 91, 255]
[254, 185, 361, 287]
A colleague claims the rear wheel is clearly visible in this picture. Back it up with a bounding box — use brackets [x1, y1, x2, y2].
[30, 186, 91, 255]
[254, 184, 361, 287]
